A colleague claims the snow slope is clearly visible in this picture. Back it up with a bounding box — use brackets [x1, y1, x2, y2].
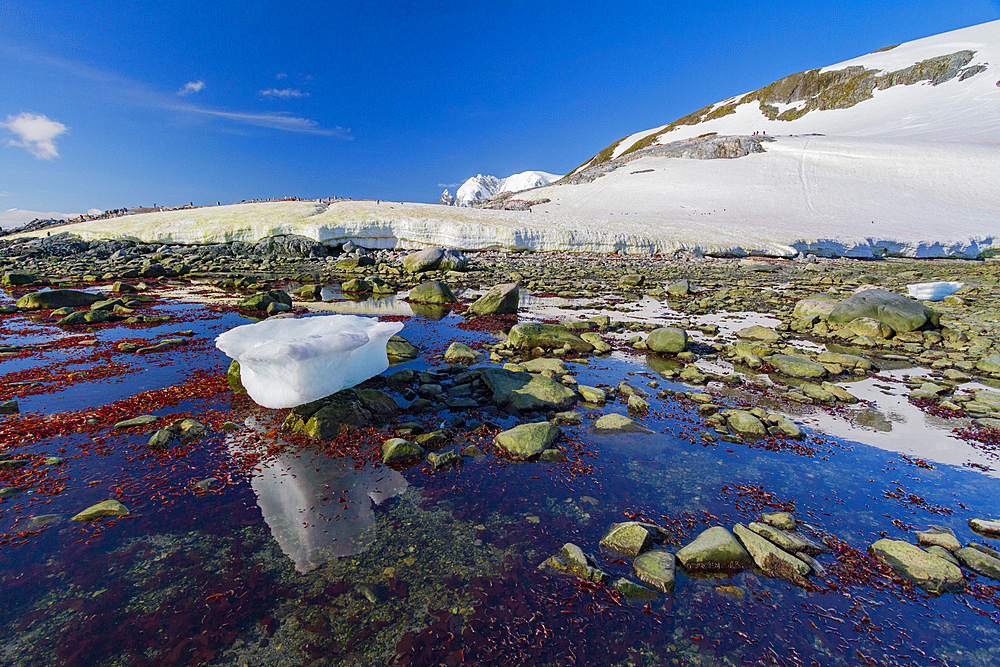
[455, 170, 560, 206]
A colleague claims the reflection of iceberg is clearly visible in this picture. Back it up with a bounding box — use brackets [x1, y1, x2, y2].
[312, 294, 416, 316]
[231, 436, 407, 572]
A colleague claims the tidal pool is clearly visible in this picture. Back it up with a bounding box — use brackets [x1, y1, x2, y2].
[1, 284, 999, 666]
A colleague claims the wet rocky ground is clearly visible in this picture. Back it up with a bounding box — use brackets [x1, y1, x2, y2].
[2, 234, 1000, 665]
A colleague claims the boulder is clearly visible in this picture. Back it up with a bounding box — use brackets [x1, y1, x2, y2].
[632, 550, 676, 593]
[792, 294, 839, 319]
[748, 521, 826, 556]
[767, 354, 827, 379]
[386, 335, 419, 362]
[16, 290, 105, 310]
[401, 247, 445, 272]
[71, 500, 129, 522]
[592, 413, 652, 434]
[1, 273, 37, 287]
[478, 368, 577, 412]
[916, 526, 961, 552]
[733, 523, 810, 583]
[468, 283, 519, 316]
[408, 280, 457, 304]
[227, 360, 247, 394]
[868, 539, 965, 594]
[828, 289, 939, 332]
[969, 518, 1000, 538]
[444, 342, 483, 364]
[506, 323, 593, 353]
[381, 438, 425, 465]
[646, 327, 688, 354]
[438, 248, 469, 272]
[494, 422, 560, 459]
[665, 279, 693, 297]
[611, 578, 660, 600]
[955, 547, 1000, 581]
[847, 317, 894, 338]
[285, 389, 398, 440]
[676, 526, 752, 573]
[736, 326, 782, 343]
[538, 543, 609, 584]
[600, 522, 655, 556]
[726, 411, 767, 439]
[578, 385, 607, 404]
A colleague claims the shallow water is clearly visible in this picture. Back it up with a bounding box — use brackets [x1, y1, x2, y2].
[1, 284, 999, 666]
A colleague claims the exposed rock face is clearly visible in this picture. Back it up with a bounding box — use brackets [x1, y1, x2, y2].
[828, 289, 939, 333]
[439, 189, 455, 206]
[869, 539, 965, 594]
[767, 353, 828, 379]
[538, 543, 609, 584]
[733, 524, 811, 584]
[600, 522, 655, 557]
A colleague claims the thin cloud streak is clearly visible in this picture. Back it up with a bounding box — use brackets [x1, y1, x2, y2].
[2, 46, 348, 138]
[177, 80, 205, 95]
[260, 87, 309, 98]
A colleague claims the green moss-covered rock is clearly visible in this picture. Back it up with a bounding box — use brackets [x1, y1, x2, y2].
[676, 526, 752, 573]
[767, 354, 827, 379]
[538, 543, 609, 584]
[407, 280, 457, 304]
[285, 389, 398, 440]
[726, 411, 767, 439]
[2, 273, 37, 287]
[227, 360, 247, 394]
[386, 335, 419, 362]
[71, 500, 129, 522]
[734, 523, 810, 583]
[381, 438, 425, 465]
[592, 413, 652, 434]
[956, 547, 1000, 581]
[468, 283, 519, 316]
[479, 368, 577, 412]
[493, 421, 560, 459]
[17, 290, 105, 310]
[600, 521, 654, 556]
[443, 342, 483, 364]
[506, 323, 593, 353]
[632, 550, 676, 593]
[646, 327, 688, 354]
[828, 289, 939, 332]
[869, 539, 965, 594]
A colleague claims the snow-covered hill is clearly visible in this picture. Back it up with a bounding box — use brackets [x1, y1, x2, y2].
[454, 170, 560, 206]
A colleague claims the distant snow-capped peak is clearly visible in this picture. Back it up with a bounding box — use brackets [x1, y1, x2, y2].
[452, 170, 560, 206]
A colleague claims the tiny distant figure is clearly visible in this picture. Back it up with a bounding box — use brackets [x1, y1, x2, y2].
[377, 200, 381, 205]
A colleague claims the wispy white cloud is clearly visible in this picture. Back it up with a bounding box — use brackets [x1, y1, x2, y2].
[177, 80, 205, 96]
[1, 47, 347, 138]
[275, 72, 288, 80]
[3, 112, 68, 159]
[260, 87, 309, 99]
[437, 182, 461, 188]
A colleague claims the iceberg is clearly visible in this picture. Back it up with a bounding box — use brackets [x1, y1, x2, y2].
[215, 314, 404, 408]
[906, 281, 964, 302]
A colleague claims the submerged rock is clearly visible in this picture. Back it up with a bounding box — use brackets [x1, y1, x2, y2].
[71, 500, 129, 522]
[869, 539, 965, 594]
[592, 413, 652, 434]
[538, 543, 609, 584]
[506, 323, 593, 353]
[632, 550, 676, 593]
[733, 524, 810, 584]
[612, 577, 660, 600]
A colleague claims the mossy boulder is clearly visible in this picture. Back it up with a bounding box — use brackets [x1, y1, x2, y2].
[2, 273, 38, 287]
[538, 543, 609, 584]
[592, 413, 651, 434]
[767, 354, 827, 379]
[506, 323, 593, 353]
[632, 550, 676, 593]
[733, 524, 810, 583]
[71, 500, 129, 522]
[601, 521, 655, 556]
[386, 335, 419, 362]
[676, 526, 752, 573]
[285, 389, 398, 440]
[381, 438, 425, 465]
[646, 327, 688, 354]
[869, 539, 965, 594]
[468, 283, 519, 316]
[792, 294, 839, 318]
[408, 280, 457, 304]
[828, 289, 939, 332]
[227, 360, 247, 394]
[494, 421, 560, 459]
[479, 368, 577, 412]
[726, 411, 767, 439]
[401, 247, 445, 272]
[17, 290, 105, 310]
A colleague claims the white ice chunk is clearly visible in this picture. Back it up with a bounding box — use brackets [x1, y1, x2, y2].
[906, 281, 964, 302]
[215, 314, 404, 408]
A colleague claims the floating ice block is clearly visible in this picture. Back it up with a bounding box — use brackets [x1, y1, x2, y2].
[215, 314, 404, 408]
[906, 281, 964, 302]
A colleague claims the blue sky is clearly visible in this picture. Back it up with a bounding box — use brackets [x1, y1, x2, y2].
[2, 0, 998, 214]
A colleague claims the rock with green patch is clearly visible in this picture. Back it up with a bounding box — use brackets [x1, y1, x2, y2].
[736, 325, 782, 343]
[767, 354, 827, 379]
[506, 323, 593, 353]
[0, 400, 18, 415]
[734, 523, 810, 583]
[646, 327, 688, 354]
[401, 247, 445, 272]
[114, 415, 157, 430]
[612, 577, 659, 600]
[285, 389, 398, 440]
[847, 317, 894, 338]
[592, 413, 652, 434]
[828, 289, 939, 333]
[975, 358, 1000, 377]
[386, 335, 419, 362]
[148, 427, 175, 450]
[408, 280, 457, 304]
[792, 294, 839, 319]
[16, 289, 105, 310]
[468, 283, 519, 315]
[760, 511, 796, 531]
[955, 547, 1000, 581]
[71, 499, 129, 522]
[381, 438, 425, 465]
[868, 539, 965, 594]
[479, 368, 577, 412]
[579, 332, 612, 353]
[676, 526, 752, 573]
[444, 342, 483, 364]
[227, 360, 247, 394]
[820, 382, 859, 403]
[632, 550, 676, 593]
[538, 543, 609, 584]
[916, 526, 961, 552]
[426, 450, 463, 471]
[578, 385, 607, 404]
[600, 521, 655, 556]
[748, 521, 826, 555]
[341, 278, 371, 293]
[2, 272, 38, 287]
[493, 422, 560, 460]
[726, 411, 767, 439]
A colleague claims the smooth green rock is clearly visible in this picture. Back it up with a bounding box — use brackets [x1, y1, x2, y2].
[381, 438, 425, 465]
[611, 578, 659, 600]
[578, 385, 607, 404]
[828, 289, 939, 333]
[726, 411, 767, 439]
[956, 547, 1000, 581]
[869, 539, 965, 594]
[468, 283, 519, 315]
[632, 550, 676, 593]
[592, 413, 652, 434]
[600, 522, 654, 556]
[676, 526, 752, 573]
[16, 290, 105, 310]
[493, 422, 560, 459]
[506, 323, 593, 353]
[386, 335, 419, 362]
[227, 360, 247, 394]
[538, 543, 609, 584]
[408, 280, 457, 304]
[71, 499, 129, 521]
[748, 521, 826, 555]
[734, 523, 810, 583]
[646, 327, 688, 354]
[479, 368, 577, 412]
[444, 342, 482, 363]
[768, 353, 828, 379]
[916, 526, 961, 552]
[736, 325, 782, 342]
